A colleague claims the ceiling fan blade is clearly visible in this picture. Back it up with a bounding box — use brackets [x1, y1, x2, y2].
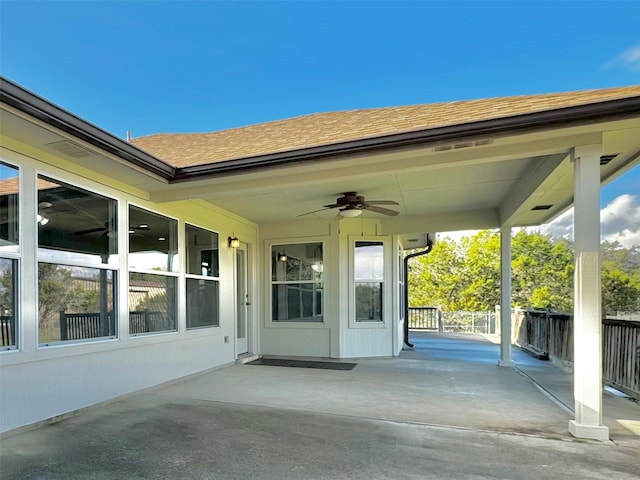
[322, 203, 341, 209]
[297, 207, 332, 217]
[365, 200, 399, 205]
[74, 227, 106, 235]
[363, 205, 399, 216]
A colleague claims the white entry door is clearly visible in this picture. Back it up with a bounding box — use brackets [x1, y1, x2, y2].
[236, 243, 249, 355]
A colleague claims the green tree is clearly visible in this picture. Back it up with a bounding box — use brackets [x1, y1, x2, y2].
[601, 241, 640, 314]
[457, 231, 500, 310]
[511, 231, 573, 311]
[408, 237, 466, 311]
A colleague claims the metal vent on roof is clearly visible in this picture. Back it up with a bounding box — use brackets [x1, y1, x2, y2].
[46, 140, 93, 158]
[600, 154, 618, 166]
[531, 204, 553, 211]
[433, 139, 493, 152]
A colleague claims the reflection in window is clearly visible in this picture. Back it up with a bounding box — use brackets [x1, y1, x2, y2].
[0, 258, 17, 349]
[0, 162, 19, 250]
[271, 242, 323, 322]
[128, 205, 177, 272]
[355, 241, 384, 322]
[38, 263, 116, 344]
[38, 175, 117, 266]
[35, 177, 119, 345]
[185, 224, 219, 329]
[186, 279, 219, 328]
[186, 224, 219, 277]
[128, 272, 177, 334]
[0, 162, 18, 349]
[399, 245, 405, 323]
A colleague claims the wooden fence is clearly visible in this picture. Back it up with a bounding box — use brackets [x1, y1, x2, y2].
[515, 309, 640, 400]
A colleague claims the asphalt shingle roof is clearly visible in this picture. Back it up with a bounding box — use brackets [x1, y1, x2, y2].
[131, 86, 640, 168]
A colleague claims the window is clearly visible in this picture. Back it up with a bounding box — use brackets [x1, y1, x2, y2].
[0, 161, 19, 251]
[37, 175, 118, 345]
[354, 241, 384, 322]
[0, 258, 17, 349]
[185, 224, 219, 329]
[399, 244, 405, 323]
[128, 205, 177, 334]
[0, 161, 19, 350]
[271, 242, 323, 322]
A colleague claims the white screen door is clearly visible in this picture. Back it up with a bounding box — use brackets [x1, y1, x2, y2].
[236, 243, 249, 355]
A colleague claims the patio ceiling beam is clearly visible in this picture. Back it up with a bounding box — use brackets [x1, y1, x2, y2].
[498, 151, 572, 226]
[380, 209, 499, 236]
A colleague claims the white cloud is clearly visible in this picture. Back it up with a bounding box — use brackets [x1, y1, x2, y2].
[603, 45, 640, 71]
[538, 194, 640, 248]
[600, 194, 640, 247]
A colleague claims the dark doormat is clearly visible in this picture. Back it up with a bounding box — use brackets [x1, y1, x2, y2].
[247, 358, 357, 370]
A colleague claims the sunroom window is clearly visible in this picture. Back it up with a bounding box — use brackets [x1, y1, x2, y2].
[271, 242, 323, 322]
[354, 241, 384, 322]
[185, 224, 219, 329]
[0, 161, 19, 349]
[37, 175, 118, 345]
[128, 205, 178, 335]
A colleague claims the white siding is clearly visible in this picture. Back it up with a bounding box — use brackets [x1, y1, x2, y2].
[0, 144, 257, 433]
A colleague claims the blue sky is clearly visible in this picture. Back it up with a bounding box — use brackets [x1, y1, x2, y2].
[1, 1, 639, 243]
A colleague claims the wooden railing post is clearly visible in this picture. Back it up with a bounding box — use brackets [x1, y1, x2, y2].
[59, 310, 67, 341]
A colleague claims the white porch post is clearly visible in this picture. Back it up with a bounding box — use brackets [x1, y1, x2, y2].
[498, 225, 514, 367]
[568, 144, 609, 441]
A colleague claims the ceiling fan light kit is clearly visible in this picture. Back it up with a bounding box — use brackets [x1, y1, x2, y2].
[298, 192, 399, 218]
[339, 207, 362, 218]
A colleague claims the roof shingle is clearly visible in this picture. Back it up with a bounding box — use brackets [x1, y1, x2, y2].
[131, 86, 640, 168]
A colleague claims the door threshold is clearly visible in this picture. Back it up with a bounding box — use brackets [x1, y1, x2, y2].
[236, 353, 261, 365]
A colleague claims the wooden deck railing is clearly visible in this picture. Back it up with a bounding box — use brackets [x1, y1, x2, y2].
[408, 307, 496, 334]
[602, 318, 640, 400]
[515, 309, 640, 399]
[59, 310, 169, 340]
[407, 307, 440, 330]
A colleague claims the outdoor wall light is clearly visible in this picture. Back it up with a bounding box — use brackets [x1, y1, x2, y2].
[228, 236, 240, 248]
[278, 252, 288, 262]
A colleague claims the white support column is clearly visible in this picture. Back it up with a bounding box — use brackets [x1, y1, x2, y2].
[568, 144, 609, 441]
[498, 225, 514, 367]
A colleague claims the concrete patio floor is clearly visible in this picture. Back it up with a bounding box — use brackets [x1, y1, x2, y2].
[1, 333, 639, 479]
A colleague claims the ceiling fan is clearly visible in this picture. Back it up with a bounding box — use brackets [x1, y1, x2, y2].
[74, 222, 149, 236]
[298, 192, 400, 218]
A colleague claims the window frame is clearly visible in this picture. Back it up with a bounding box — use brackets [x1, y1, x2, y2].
[35, 172, 119, 347]
[0, 160, 21, 351]
[184, 222, 220, 330]
[349, 236, 390, 329]
[127, 202, 179, 337]
[268, 240, 325, 325]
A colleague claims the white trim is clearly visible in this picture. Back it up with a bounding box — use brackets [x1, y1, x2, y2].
[348, 235, 391, 329]
[265, 239, 327, 327]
